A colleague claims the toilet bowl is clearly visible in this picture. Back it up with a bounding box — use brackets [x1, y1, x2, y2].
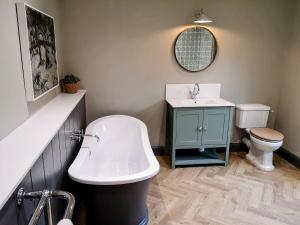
[245, 128, 283, 171]
[235, 104, 284, 171]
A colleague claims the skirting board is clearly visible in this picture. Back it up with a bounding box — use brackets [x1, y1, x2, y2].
[152, 145, 300, 170]
[275, 148, 300, 169]
[152, 146, 167, 156]
[152, 143, 247, 156]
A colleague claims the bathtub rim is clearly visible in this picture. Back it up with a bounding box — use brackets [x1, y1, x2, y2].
[68, 115, 160, 185]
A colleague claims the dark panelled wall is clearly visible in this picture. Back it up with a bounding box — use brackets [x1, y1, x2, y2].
[0, 98, 86, 225]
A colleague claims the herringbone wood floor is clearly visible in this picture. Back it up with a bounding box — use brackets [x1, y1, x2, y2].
[148, 153, 300, 225]
[75, 153, 300, 225]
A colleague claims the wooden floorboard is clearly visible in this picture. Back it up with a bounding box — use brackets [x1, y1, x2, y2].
[75, 153, 300, 225]
[148, 153, 300, 225]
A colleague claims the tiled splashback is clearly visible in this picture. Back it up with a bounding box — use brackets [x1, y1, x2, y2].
[165, 84, 221, 99]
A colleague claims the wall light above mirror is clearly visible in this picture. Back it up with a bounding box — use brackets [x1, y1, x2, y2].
[174, 27, 217, 72]
[194, 9, 213, 24]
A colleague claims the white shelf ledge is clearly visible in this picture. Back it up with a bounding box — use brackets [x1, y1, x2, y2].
[0, 90, 86, 210]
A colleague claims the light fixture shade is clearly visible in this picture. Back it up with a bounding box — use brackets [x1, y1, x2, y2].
[194, 9, 213, 24]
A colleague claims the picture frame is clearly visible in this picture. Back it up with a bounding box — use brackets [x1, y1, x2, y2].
[16, 3, 59, 102]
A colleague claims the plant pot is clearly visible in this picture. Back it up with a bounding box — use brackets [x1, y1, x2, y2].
[63, 82, 80, 93]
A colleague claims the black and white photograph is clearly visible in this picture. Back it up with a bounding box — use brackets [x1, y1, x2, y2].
[17, 3, 58, 101]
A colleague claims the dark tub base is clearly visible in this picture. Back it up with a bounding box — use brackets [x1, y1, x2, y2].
[138, 209, 149, 225]
[83, 179, 150, 225]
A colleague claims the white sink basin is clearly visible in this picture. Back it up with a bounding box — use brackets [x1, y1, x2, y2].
[166, 98, 235, 108]
[178, 99, 219, 105]
[165, 84, 235, 108]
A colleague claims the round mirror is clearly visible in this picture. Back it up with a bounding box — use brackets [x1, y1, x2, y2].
[174, 27, 217, 72]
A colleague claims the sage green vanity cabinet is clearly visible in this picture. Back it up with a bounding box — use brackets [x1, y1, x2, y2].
[167, 105, 234, 169]
[202, 108, 230, 145]
[176, 110, 203, 146]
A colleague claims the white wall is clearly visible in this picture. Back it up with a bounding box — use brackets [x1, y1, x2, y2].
[276, 1, 300, 157]
[0, 0, 28, 140]
[61, 0, 295, 146]
[1, 0, 298, 147]
[0, 0, 64, 140]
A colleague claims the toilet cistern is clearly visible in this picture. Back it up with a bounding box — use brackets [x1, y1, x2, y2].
[190, 83, 200, 99]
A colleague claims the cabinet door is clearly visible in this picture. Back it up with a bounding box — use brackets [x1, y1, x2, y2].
[176, 110, 203, 146]
[202, 108, 230, 145]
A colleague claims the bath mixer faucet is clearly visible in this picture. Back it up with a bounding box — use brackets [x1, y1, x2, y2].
[80, 133, 100, 142]
[70, 129, 100, 142]
[191, 83, 200, 99]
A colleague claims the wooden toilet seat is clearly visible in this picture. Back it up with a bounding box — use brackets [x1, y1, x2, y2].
[250, 128, 284, 143]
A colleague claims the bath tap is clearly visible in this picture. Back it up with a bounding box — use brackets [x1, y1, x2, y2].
[80, 133, 100, 142]
[70, 129, 100, 142]
[191, 83, 200, 99]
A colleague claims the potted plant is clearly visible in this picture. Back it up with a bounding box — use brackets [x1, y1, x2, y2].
[61, 74, 80, 93]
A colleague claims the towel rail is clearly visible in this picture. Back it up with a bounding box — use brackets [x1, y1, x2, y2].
[16, 188, 75, 225]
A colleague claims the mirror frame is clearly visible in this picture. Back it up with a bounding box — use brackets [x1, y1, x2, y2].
[174, 26, 218, 72]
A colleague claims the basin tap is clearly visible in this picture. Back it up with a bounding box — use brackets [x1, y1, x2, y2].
[191, 83, 200, 99]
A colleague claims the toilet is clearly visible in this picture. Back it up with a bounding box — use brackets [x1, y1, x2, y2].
[235, 104, 284, 171]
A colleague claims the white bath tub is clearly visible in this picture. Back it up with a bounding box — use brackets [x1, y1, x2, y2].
[68, 115, 160, 185]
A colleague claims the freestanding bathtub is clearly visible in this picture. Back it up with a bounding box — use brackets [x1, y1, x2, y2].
[68, 115, 160, 225]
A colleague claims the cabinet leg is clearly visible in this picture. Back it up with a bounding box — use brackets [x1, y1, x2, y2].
[225, 145, 230, 166]
[171, 147, 176, 169]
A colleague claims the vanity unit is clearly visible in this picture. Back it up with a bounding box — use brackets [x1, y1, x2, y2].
[166, 84, 235, 169]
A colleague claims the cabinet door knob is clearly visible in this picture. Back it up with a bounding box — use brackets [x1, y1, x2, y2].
[197, 127, 203, 132]
[203, 126, 207, 131]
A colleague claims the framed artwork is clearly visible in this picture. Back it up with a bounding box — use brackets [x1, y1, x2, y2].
[16, 3, 59, 101]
